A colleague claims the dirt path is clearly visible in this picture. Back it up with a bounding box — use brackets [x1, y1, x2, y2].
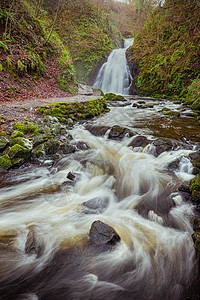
[0, 84, 102, 132]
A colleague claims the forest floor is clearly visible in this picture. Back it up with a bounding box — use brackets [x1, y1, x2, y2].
[0, 81, 101, 134]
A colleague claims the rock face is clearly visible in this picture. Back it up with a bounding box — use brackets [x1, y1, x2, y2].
[192, 218, 200, 258]
[89, 220, 120, 246]
[126, 49, 139, 95]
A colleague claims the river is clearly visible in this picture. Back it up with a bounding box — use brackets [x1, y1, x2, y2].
[0, 94, 199, 300]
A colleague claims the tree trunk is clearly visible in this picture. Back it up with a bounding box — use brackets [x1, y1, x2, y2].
[4, 0, 15, 39]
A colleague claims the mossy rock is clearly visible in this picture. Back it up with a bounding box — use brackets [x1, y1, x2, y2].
[11, 131, 24, 139]
[8, 144, 31, 160]
[108, 125, 134, 140]
[0, 137, 9, 152]
[163, 110, 180, 117]
[0, 154, 12, 170]
[189, 174, 200, 203]
[192, 231, 200, 255]
[192, 156, 200, 174]
[15, 121, 27, 133]
[190, 174, 200, 192]
[33, 134, 51, 147]
[12, 157, 25, 167]
[11, 137, 33, 149]
[38, 99, 108, 120]
[104, 93, 126, 102]
[44, 139, 61, 155]
[32, 144, 46, 158]
[27, 122, 39, 134]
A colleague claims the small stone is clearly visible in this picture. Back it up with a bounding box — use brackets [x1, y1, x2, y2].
[67, 172, 76, 181]
[25, 228, 44, 257]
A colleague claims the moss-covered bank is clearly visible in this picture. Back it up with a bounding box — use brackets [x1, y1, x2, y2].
[0, 98, 109, 170]
[38, 98, 109, 121]
[128, 0, 200, 116]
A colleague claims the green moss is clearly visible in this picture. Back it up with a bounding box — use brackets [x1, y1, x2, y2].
[0, 131, 7, 137]
[12, 157, 25, 167]
[190, 174, 200, 190]
[0, 138, 9, 152]
[15, 121, 27, 133]
[0, 154, 12, 170]
[38, 99, 108, 120]
[8, 144, 31, 160]
[104, 93, 126, 102]
[163, 110, 180, 117]
[27, 122, 39, 134]
[11, 131, 24, 139]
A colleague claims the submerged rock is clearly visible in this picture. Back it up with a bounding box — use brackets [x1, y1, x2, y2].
[25, 228, 44, 257]
[82, 197, 109, 214]
[108, 125, 134, 140]
[89, 220, 120, 246]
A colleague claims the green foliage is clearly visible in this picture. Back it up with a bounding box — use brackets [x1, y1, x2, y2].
[0, 63, 3, 72]
[15, 121, 27, 133]
[38, 98, 108, 120]
[129, 0, 200, 99]
[52, 0, 121, 81]
[0, 40, 10, 53]
[0, 154, 12, 170]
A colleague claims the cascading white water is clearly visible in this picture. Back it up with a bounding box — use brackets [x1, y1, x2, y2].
[93, 38, 134, 95]
[0, 97, 199, 300]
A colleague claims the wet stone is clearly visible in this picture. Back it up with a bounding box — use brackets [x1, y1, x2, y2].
[153, 138, 173, 157]
[89, 220, 120, 246]
[108, 125, 134, 140]
[193, 218, 200, 232]
[25, 228, 44, 258]
[128, 135, 149, 148]
[82, 197, 109, 214]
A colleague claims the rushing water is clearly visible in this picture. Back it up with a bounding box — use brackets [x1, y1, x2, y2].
[0, 96, 199, 300]
[93, 38, 134, 95]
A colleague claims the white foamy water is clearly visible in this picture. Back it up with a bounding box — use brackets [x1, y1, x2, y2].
[93, 38, 133, 94]
[0, 125, 198, 300]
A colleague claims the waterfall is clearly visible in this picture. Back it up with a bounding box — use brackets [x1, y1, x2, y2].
[93, 38, 134, 95]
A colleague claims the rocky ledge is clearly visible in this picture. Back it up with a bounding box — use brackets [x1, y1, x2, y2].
[0, 97, 109, 171]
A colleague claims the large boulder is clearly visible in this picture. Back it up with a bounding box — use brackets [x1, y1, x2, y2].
[108, 125, 134, 140]
[128, 135, 149, 148]
[0, 137, 9, 152]
[153, 138, 173, 157]
[89, 220, 120, 246]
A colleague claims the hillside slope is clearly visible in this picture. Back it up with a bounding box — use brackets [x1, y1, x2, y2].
[128, 0, 200, 113]
[0, 0, 122, 101]
[44, 0, 122, 82]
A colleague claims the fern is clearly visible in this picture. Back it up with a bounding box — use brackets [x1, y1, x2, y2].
[0, 41, 10, 53]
